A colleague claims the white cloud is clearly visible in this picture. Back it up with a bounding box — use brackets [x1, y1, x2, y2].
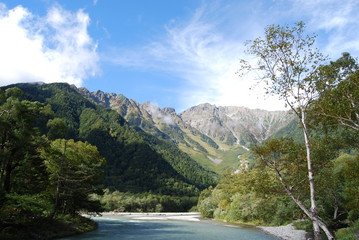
[109, 2, 285, 111]
[291, 0, 355, 30]
[143, 102, 175, 125]
[289, 0, 359, 57]
[0, 4, 99, 87]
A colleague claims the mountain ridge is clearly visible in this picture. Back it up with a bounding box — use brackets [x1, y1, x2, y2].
[77, 87, 297, 172]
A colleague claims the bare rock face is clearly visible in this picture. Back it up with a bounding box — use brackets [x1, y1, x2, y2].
[180, 103, 293, 145]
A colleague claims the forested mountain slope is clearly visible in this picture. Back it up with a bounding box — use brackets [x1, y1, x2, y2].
[3, 82, 217, 196]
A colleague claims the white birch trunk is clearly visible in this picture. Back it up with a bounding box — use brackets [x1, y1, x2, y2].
[301, 109, 335, 240]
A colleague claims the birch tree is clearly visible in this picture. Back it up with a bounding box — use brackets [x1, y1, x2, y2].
[312, 53, 359, 131]
[239, 22, 333, 240]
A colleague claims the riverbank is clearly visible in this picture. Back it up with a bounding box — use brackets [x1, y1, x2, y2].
[258, 223, 309, 240]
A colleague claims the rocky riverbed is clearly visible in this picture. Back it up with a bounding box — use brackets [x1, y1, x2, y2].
[258, 223, 309, 240]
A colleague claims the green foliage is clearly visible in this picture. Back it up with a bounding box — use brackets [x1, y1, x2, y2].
[225, 192, 275, 223]
[0, 194, 51, 223]
[197, 165, 300, 225]
[142, 133, 218, 189]
[198, 196, 217, 218]
[0, 88, 101, 239]
[311, 53, 359, 132]
[238, 22, 338, 238]
[335, 219, 359, 240]
[273, 118, 304, 142]
[79, 108, 209, 195]
[43, 139, 105, 215]
[92, 189, 198, 213]
[47, 118, 68, 140]
[0, 214, 97, 240]
[335, 228, 357, 240]
[198, 137, 359, 232]
[252, 137, 308, 193]
[332, 154, 359, 221]
[293, 220, 313, 232]
[0, 87, 50, 196]
[197, 187, 218, 218]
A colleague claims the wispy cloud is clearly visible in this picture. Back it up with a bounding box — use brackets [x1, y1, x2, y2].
[290, 0, 359, 57]
[108, 0, 359, 111]
[291, 0, 356, 30]
[0, 4, 99, 87]
[108, 1, 285, 111]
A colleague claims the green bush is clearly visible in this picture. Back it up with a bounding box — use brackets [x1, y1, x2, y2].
[214, 208, 226, 220]
[198, 197, 216, 218]
[0, 194, 51, 223]
[335, 228, 356, 240]
[335, 219, 359, 240]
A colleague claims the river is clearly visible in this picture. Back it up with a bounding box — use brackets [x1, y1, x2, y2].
[60, 213, 280, 240]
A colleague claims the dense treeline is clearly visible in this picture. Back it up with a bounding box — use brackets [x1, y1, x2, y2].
[0, 88, 103, 239]
[199, 52, 359, 239]
[140, 133, 218, 190]
[92, 189, 198, 212]
[79, 107, 203, 195]
[198, 147, 358, 224]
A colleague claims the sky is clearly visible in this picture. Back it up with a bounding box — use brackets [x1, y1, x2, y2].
[0, 0, 358, 112]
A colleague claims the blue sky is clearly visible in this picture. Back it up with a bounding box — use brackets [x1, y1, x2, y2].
[0, 0, 358, 112]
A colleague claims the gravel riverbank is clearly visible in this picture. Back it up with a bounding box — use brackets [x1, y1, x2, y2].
[258, 223, 309, 240]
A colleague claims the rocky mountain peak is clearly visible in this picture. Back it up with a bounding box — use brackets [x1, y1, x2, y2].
[181, 103, 293, 145]
[163, 107, 176, 114]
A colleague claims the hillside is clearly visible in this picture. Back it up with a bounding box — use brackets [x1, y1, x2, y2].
[78, 88, 297, 172]
[3, 83, 217, 196]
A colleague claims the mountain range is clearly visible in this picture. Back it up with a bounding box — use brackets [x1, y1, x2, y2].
[78, 88, 298, 172]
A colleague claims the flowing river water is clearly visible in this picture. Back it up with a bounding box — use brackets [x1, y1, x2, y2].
[60, 213, 280, 240]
